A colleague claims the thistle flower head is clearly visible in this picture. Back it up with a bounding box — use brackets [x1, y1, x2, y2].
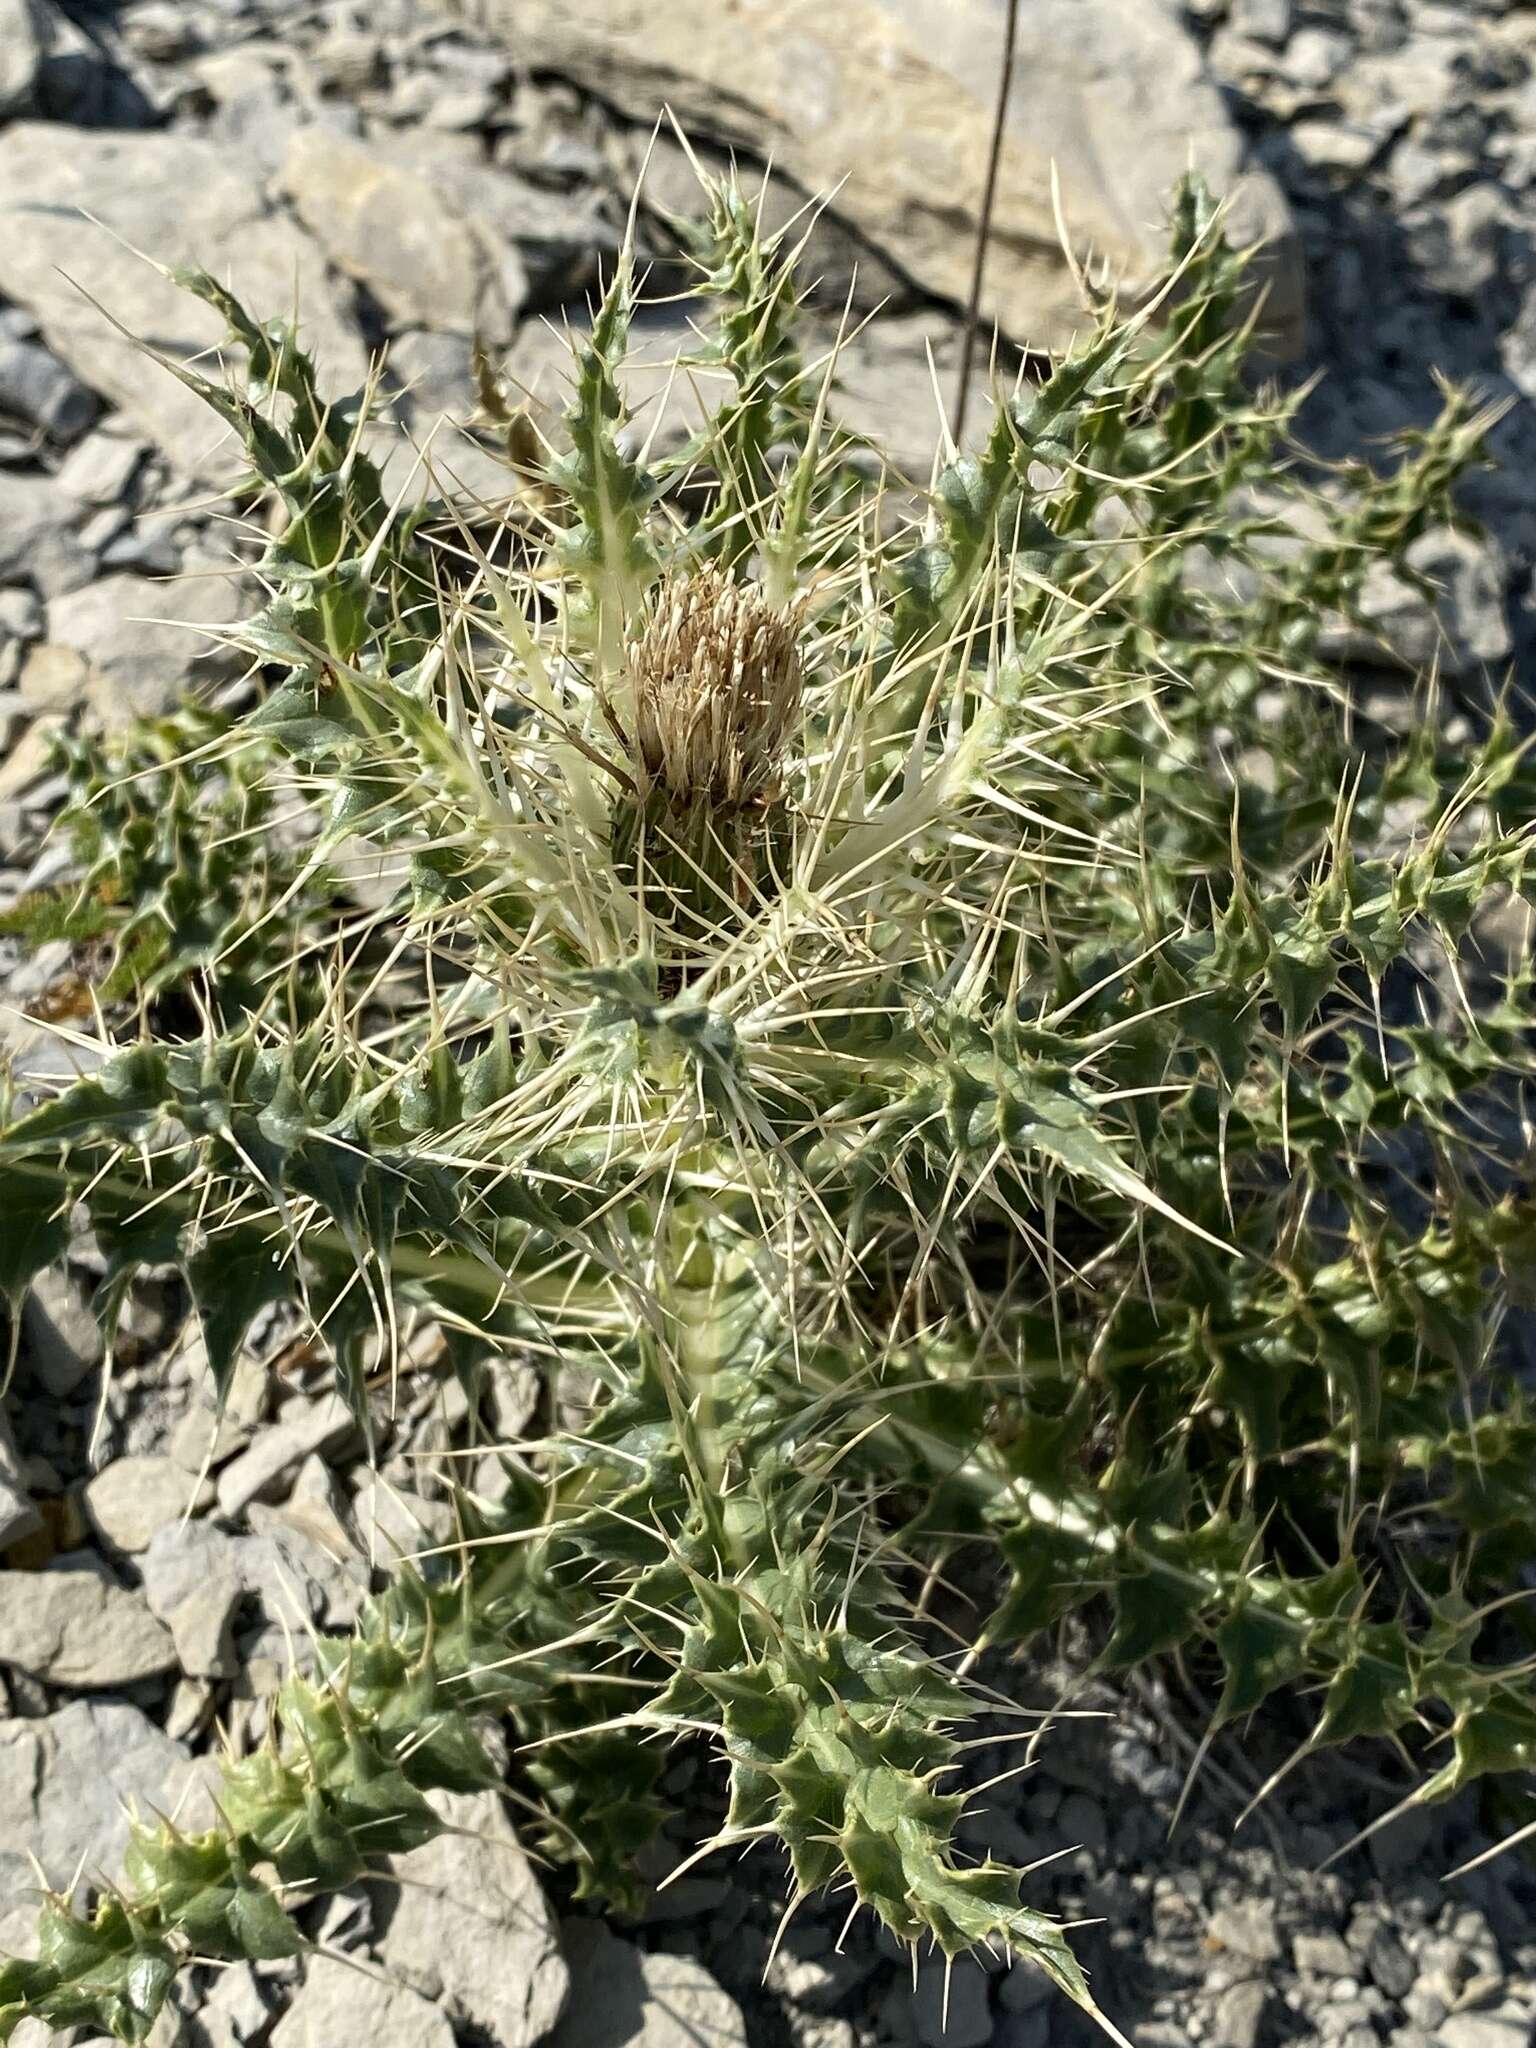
[624, 564, 802, 813]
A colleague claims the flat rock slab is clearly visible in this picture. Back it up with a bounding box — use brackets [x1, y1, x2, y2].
[463, 0, 1302, 359]
[549, 1924, 746, 2048]
[0, 124, 367, 478]
[0, 1700, 189, 1954]
[283, 125, 521, 339]
[82, 1454, 215, 1554]
[378, 1788, 570, 2048]
[46, 564, 248, 725]
[0, 1556, 176, 1688]
[271, 1955, 455, 2048]
[141, 1515, 367, 1680]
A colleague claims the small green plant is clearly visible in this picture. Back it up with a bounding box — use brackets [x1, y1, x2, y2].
[0, 707, 326, 1026]
[2, 175, 1534, 2042]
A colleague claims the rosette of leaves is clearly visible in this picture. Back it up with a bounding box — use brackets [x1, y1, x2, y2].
[1, 168, 1534, 2043]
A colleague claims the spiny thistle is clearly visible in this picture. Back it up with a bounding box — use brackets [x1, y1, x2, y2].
[0, 165, 1533, 2047]
[624, 564, 802, 811]
[608, 564, 804, 963]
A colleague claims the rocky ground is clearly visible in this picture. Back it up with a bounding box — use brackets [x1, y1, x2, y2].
[2, 2, 1536, 2046]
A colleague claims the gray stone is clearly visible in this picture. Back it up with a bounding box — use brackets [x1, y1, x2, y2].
[388, 130, 611, 310]
[0, 1556, 177, 1688]
[1364, 1926, 1414, 2001]
[911, 1956, 992, 2048]
[1294, 1932, 1354, 1978]
[378, 1789, 569, 2046]
[1211, 1981, 1268, 2048]
[46, 562, 247, 724]
[189, 46, 301, 175]
[271, 1956, 455, 2048]
[1351, 529, 1512, 680]
[122, 2, 197, 62]
[1230, 0, 1291, 42]
[1366, 1802, 1435, 1880]
[1284, 26, 1350, 89]
[0, 1411, 40, 1552]
[549, 1923, 747, 2048]
[0, 472, 93, 597]
[1289, 119, 1387, 176]
[1439, 2014, 1531, 2048]
[196, 1964, 269, 2048]
[350, 1472, 453, 1563]
[765, 1945, 879, 2014]
[17, 642, 92, 713]
[0, 1700, 188, 1954]
[54, 429, 149, 508]
[141, 1515, 366, 1680]
[253, 1456, 362, 1570]
[0, 340, 99, 445]
[21, 1265, 103, 1398]
[1208, 1900, 1281, 1965]
[215, 1390, 359, 1518]
[0, 125, 366, 480]
[82, 1454, 215, 1553]
[283, 124, 522, 340]
[140, 1523, 243, 1678]
[0, 587, 43, 642]
[0, 0, 50, 117]
[483, 0, 1302, 359]
[306, 24, 383, 96]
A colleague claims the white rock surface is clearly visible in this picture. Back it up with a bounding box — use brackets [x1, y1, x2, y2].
[141, 1514, 366, 1679]
[0, 472, 92, 598]
[548, 1923, 747, 2048]
[82, 1454, 215, 1554]
[46, 563, 249, 725]
[0, 1700, 190, 1954]
[270, 1955, 456, 2048]
[283, 125, 522, 339]
[378, 1789, 570, 2047]
[19, 1265, 102, 1398]
[0, 1557, 177, 1688]
[215, 1390, 360, 1518]
[0, 125, 367, 478]
[0, 0, 50, 118]
[475, 0, 1302, 358]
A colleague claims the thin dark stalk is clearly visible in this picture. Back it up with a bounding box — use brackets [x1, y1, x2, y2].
[953, 0, 1021, 445]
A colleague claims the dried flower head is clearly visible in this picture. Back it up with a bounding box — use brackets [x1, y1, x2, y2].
[624, 565, 803, 812]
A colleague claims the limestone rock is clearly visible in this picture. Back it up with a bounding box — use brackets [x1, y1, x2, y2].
[0, 0, 51, 118]
[82, 1455, 215, 1554]
[0, 1411, 41, 1552]
[0, 339, 99, 445]
[0, 1701, 188, 1955]
[548, 1923, 746, 2048]
[0, 125, 366, 478]
[46, 562, 247, 724]
[469, 0, 1302, 359]
[214, 1390, 359, 1519]
[0, 1557, 177, 1688]
[283, 124, 522, 339]
[0, 472, 93, 598]
[271, 1956, 455, 2048]
[350, 1472, 452, 1563]
[1345, 528, 1513, 680]
[378, 1789, 569, 2047]
[141, 1515, 366, 1679]
[20, 1265, 103, 1398]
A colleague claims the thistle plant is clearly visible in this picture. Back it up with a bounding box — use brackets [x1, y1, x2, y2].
[3, 172, 1535, 2044]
